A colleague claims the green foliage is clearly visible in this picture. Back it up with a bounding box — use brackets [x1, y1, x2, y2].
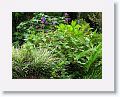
[12, 12, 102, 79]
[12, 42, 56, 79]
[22, 20, 102, 79]
[13, 13, 65, 45]
[84, 43, 102, 71]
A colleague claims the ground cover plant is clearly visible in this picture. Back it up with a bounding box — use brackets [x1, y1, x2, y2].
[12, 12, 102, 79]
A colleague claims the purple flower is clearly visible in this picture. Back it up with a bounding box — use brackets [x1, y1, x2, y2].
[65, 18, 69, 21]
[65, 18, 69, 23]
[41, 21, 44, 24]
[41, 17, 46, 22]
[65, 18, 71, 23]
[45, 21, 48, 25]
[64, 12, 69, 16]
[35, 25, 39, 28]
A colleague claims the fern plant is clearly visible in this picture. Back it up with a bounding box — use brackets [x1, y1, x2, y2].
[84, 42, 102, 71]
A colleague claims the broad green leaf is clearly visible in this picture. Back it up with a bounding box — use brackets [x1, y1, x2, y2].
[71, 21, 76, 27]
[76, 48, 94, 61]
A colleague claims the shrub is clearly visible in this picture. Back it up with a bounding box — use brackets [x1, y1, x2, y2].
[12, 42, 56, 79]
[24, 20, 102, 79]
[12, 13, 66, 45]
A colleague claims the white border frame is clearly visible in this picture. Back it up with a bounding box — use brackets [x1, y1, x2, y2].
[0, 0, 114, 91]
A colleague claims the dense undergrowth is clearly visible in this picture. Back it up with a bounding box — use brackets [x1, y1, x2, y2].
[12, 12, 102, 79]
